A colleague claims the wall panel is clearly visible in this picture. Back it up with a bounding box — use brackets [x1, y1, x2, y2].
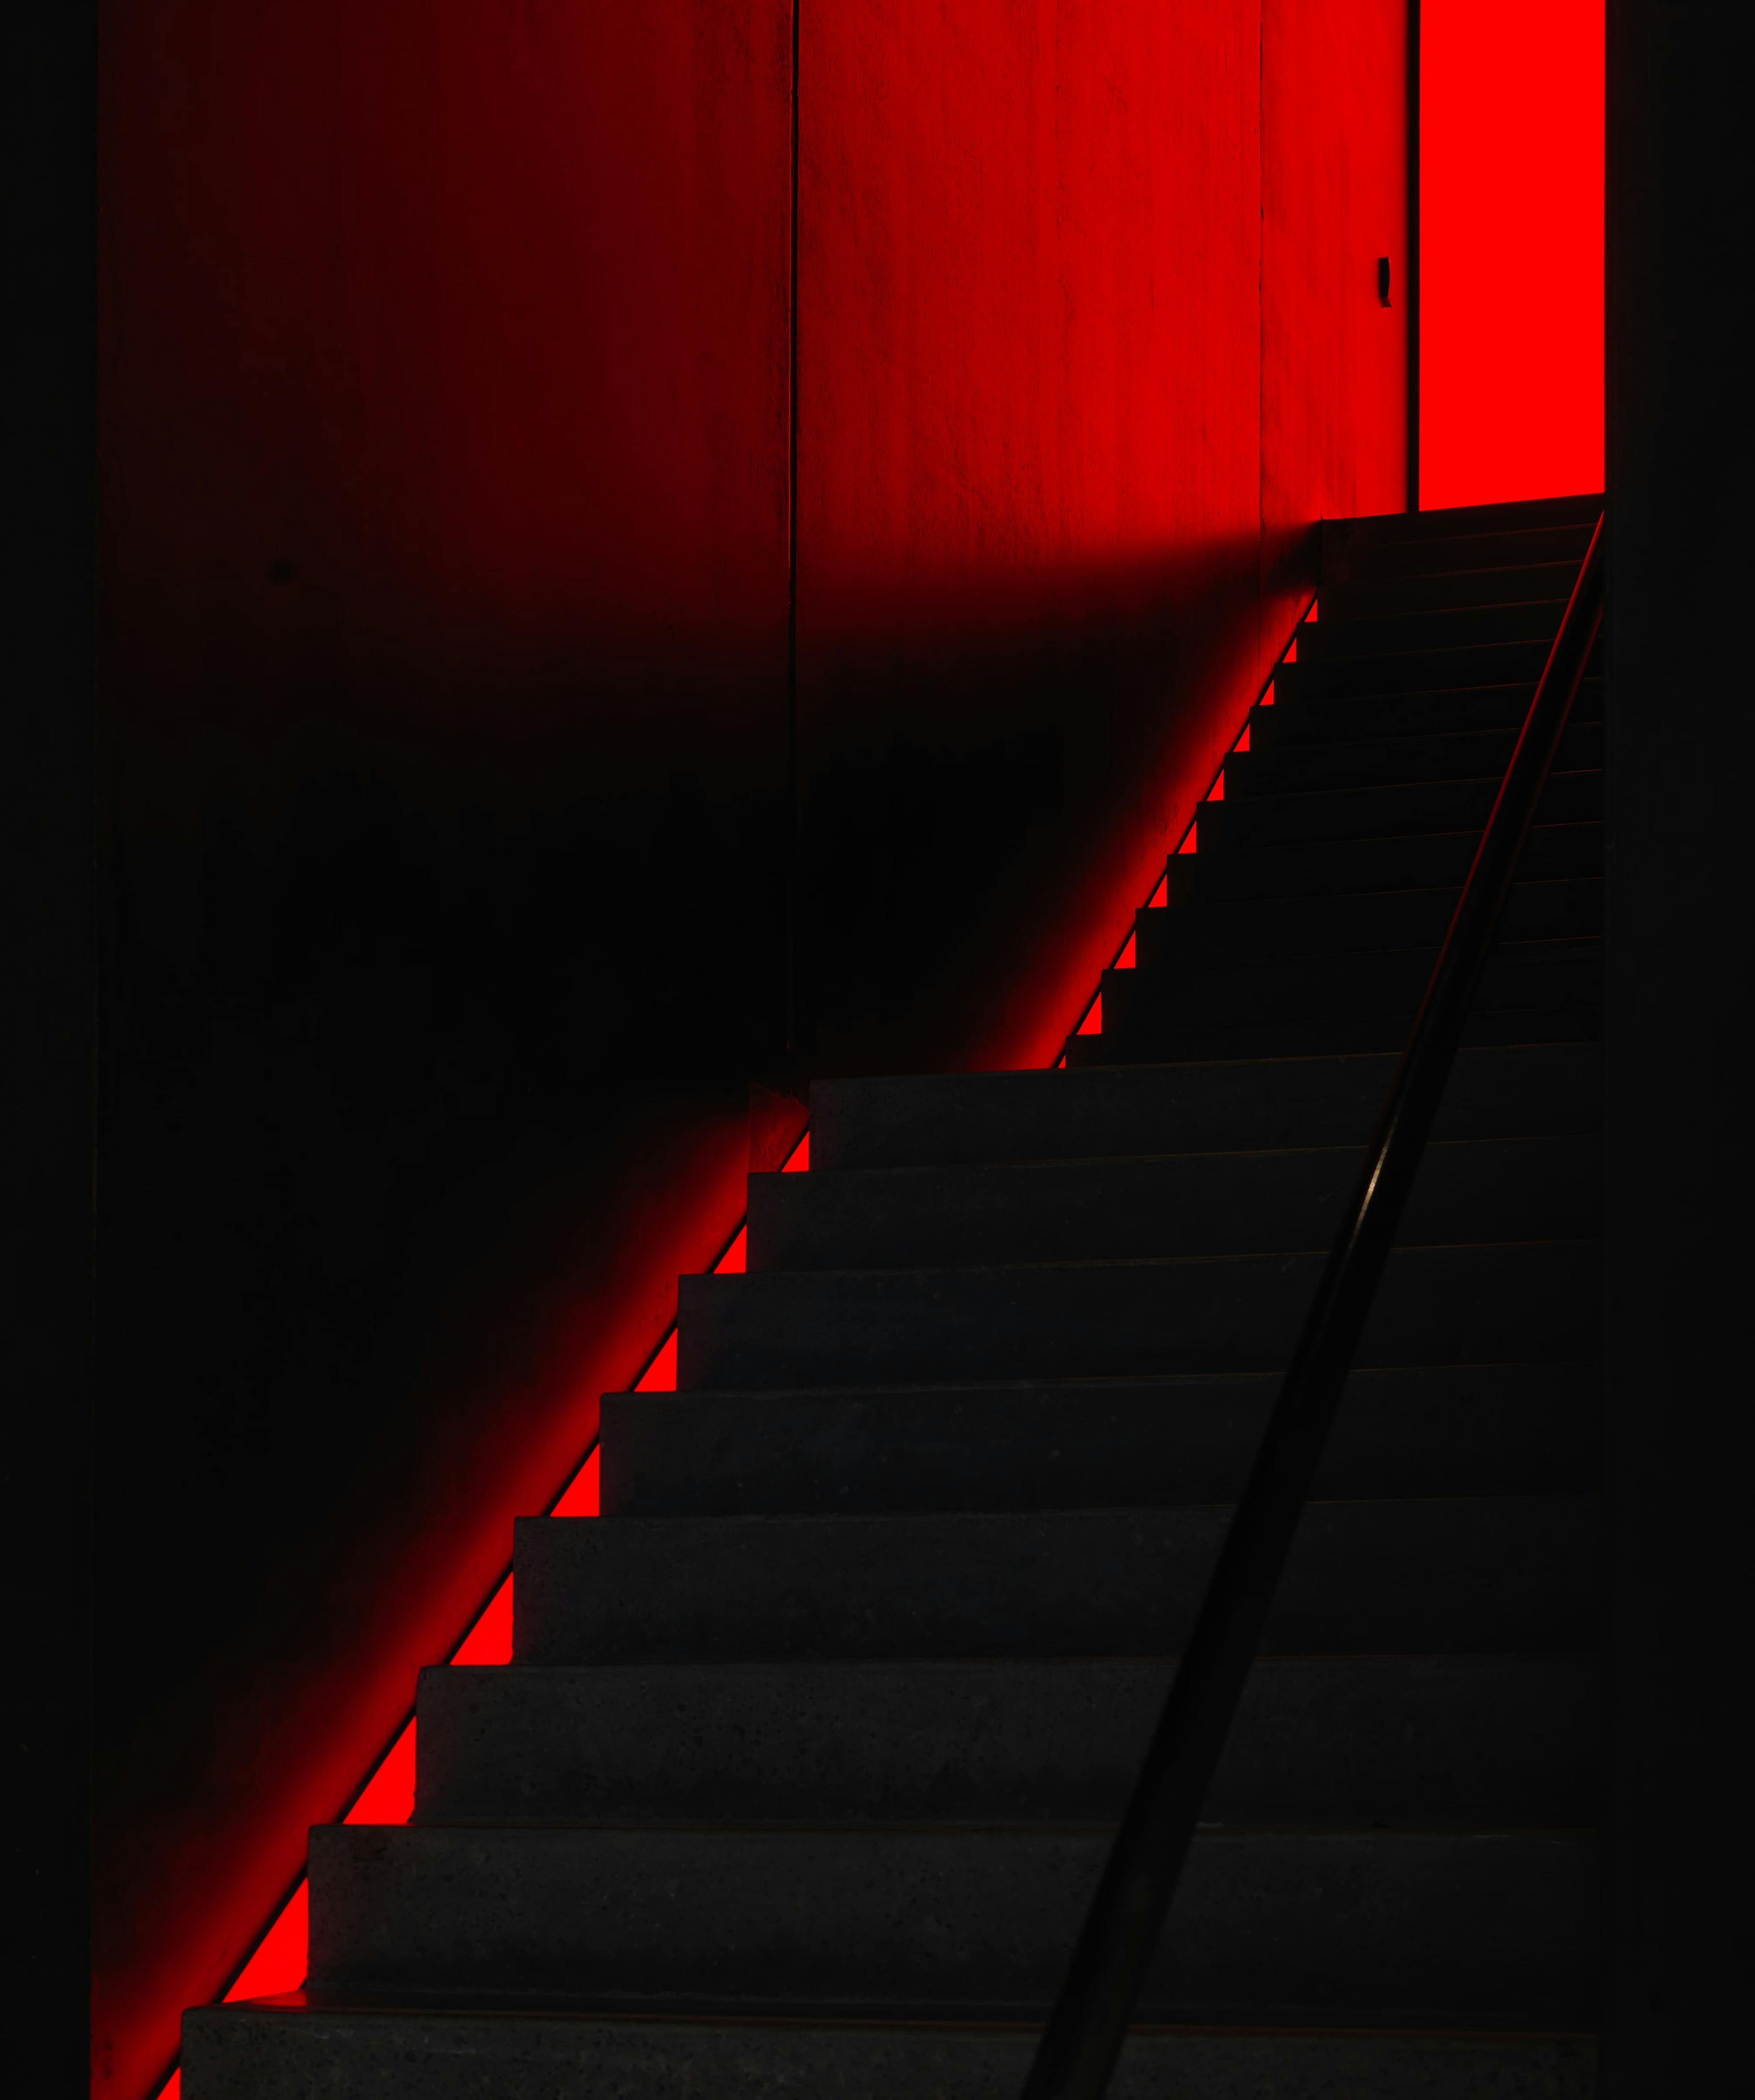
[95, 5, 1407, 2092]
[95, 6, 790, 2095]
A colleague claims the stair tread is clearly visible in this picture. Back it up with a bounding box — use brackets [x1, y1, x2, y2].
[415, 1649, 1600, 1827]
[814, 1042, 1601, 1168]
[513, 1492, 1600, 1665]
[183, 2003, 1600, 2100]
[303, 1821, 1599, 2028]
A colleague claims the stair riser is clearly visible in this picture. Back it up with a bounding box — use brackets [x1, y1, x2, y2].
[748, 1137, 1600, 1273]
[513, 1496, 1600, 1664]
[416, 1653, 1600, 1826]
[1197, 769, 1599, 850]
[1277, 633, 1601, 702]
[1324, 525, 1595, 583]
[1324, 493, 1601, 546]
[1135, 880, 1600, 966]
[1299, 600, 1565, 660]
[676, 1241, 1600, 1390]
[1098, 945, 1601, 1046]
[815, 1044, 1602, 1170]
[181, 2008, 1601, 2100]
[306, 1824, 1598, 2029]
[1321, 562, 1584, 620]
[1227, 719, 1600, 798]
[601, 1364, 1600, 1516]
[1168, 821, 1601, 905]
[1252, 677, 1601, 748]
[1074, 1008, 1598, 1066]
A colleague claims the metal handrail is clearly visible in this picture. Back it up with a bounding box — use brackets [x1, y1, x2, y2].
[1021, 511, 1606, 2099]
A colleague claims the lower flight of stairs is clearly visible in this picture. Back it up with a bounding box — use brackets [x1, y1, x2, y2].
[184, 492, 1605, 2098]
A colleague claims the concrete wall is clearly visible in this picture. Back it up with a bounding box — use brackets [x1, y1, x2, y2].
[795, 0, 1406, 1076]
[1602, 0, 1751, 2086]
[93, 5, 1406, 2093]
[95, 7, 792, 2094]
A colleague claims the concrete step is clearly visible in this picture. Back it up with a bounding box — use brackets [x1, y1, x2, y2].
[1071, 1006, 1597, 1067]
[415, 1652, 1599, 1827]
[814, 1043, 1601, 1170]
[1076, 994, 1600, 1070]
[303, 1820, 1598, 2029]
[1324, 493, 1602, 547]
[746, 1135, 1599, 1274]
[181, 2001, 1600, 2100]
[1299, 599, 1566, 661]
[601, 1362, 1600, 1516]
[1273, 633, 1599, 702]
[1250, 675, 1601, 750]
[1165, 819, 1601, 905]
[1195, 767, 1599, 850]
[1320, 561, 1584, 621]
[1135, 878, 1601, 966]
[1094, 940, 1601, 1060]
[675, 1239, 1600, 1390]
[1323, 521, 1596, 585]
[1224, 718, 1601, 799]
[513, 1495, 1600, 1664]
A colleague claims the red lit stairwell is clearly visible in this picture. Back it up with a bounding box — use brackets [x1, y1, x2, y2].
[184, 490, 1605, 2099]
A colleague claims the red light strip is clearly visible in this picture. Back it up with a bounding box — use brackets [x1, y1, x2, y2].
[1059, 595, 1316, 1053]
[154, 1127, 810, 2098]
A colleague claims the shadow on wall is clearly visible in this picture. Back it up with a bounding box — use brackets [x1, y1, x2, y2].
[94, 764, 772, 2097]
[92, 1, 1403, 2092]
[797, 536, 1282, 1077]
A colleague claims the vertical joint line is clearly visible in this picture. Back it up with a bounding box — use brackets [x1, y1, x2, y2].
[784, 0, 801, 1061]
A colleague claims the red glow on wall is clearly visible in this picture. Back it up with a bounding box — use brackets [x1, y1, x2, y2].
[155, 1129, 802, 2099]
[344, 1724, 415, 1825]
[222, 1881, 308, 2002]
[551, 1449, 602, 1518]
[451, 1577, 514, 1665]
[1420, 0, 1603, 507]
[1058, 594, 1316, 1052]
[631, 1331, 679, 1396]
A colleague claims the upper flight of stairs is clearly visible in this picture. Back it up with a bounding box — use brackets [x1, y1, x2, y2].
[184, 492, 1605, 2099]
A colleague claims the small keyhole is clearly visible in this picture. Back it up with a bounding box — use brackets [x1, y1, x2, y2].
[1377, 256, 1392, 307]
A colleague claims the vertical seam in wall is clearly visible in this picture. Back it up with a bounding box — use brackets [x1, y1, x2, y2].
[1258, 4, 1266, 660]
[785, 0, 801, 1058]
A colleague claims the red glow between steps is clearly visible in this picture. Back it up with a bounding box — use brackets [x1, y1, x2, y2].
[158, 1131, 812, 2094]
[1068, 600, 1310, 1043]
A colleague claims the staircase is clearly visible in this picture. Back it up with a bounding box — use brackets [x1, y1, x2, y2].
[185, 491, 1605, 2098]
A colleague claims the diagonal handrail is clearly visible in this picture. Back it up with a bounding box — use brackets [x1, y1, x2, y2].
[1021, 511, 1606, 2099]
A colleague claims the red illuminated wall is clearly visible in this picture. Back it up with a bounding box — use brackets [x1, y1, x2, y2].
[1421, 0, 1604, 506]
[96, 5, 1406, 2096]
[96, 6, 789, 2098]
[795, 0, 1407, 1077]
